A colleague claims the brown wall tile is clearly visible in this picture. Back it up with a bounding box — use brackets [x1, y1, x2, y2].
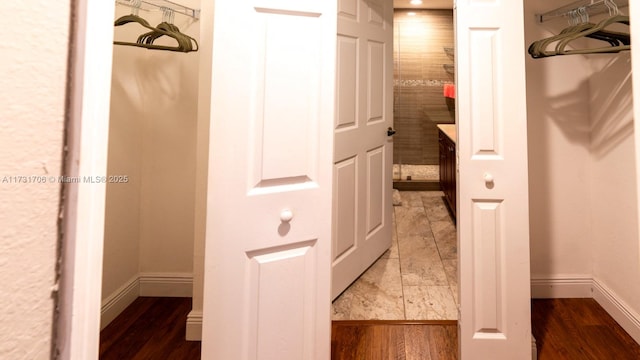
[394, 10, 454, 165]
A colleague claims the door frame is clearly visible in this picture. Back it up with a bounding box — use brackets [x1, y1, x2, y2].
[56, 1, 115, 358]
[57, 0, 558, 358]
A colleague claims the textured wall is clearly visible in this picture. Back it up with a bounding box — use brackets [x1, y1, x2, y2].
[394, 10, 454, 165]
[0, 1, 69, 358]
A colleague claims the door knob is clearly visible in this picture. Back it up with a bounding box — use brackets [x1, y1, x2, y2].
[280, 209, 294, 222]
[483, 173, 494, 183]
[387, 127, 396, 136]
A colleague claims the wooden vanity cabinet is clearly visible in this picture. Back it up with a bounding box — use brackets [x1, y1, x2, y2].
[438, 128, 456, 219]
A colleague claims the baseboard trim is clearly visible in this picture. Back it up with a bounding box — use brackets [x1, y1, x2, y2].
[139, 272, 193, 297]
[102, 274, 640, 348]
[101, 273, 193, 329]
[186, 310, 203, 341]
[531, 276, 640, 346]
[530, 276, 593, 298]
[592, 278, 640, 345]
[101, 275, 140, 330]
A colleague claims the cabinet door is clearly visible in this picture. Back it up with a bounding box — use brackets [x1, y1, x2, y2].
[439, 130, 447, 190]
[448, 139, 456, 218]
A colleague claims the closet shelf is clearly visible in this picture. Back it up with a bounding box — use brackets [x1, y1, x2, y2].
[536, 0, 628, 23]
[116, 0, 200, 20]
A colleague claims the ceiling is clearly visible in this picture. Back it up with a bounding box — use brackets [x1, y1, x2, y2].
[393, 0, 453, 9]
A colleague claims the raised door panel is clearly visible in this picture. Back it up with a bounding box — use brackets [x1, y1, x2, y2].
[202, 1, 336, 359]
[456, 0, 531, 358]
[332, 0, 393, 299]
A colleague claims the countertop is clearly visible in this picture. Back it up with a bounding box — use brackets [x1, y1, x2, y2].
[437, 124, 456, 144]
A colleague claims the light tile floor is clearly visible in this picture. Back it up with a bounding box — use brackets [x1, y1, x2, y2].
[332, 191, 458, 320]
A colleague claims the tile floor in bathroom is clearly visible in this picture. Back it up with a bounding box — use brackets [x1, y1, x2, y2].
[332, 191, 458, 321]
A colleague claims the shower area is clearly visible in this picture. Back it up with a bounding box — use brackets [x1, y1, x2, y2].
[393, 9, 455, 190]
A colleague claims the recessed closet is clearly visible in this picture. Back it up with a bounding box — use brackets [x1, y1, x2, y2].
[100, 0, 202, 332]
[525, 0, 640, 345]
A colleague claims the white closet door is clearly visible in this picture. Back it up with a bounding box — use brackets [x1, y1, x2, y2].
[455, 0, 532, 358]
[201, 0, 336, 359]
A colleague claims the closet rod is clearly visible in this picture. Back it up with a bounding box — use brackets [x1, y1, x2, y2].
[536, 0, 628, 23]
[116, 0, 200, 20]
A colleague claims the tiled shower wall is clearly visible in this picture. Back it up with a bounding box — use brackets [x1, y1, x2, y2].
[394, 10, 454, 165]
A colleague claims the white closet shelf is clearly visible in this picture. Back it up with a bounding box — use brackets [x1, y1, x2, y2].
[537, 0, 628, 23]
[116, 0, 200, 20]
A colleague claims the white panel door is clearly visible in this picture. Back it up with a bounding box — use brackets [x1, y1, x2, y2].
[455, 0, 532, 358]
[332, 0, 394, 299]
[201, 0, 336, 359]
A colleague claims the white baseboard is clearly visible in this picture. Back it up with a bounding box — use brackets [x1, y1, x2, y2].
[102, 274, 640, 348]
[531, 276, 640, 346]
[101, 272, 193, 329]
[139, 272, 193, 297]
[530, 276, 593, 298]
[186, 310, 203, 341]
[592, 278, 640, 345]
[101, 275, 140, 330]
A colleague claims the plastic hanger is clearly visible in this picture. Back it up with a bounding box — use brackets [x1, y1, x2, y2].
[114, 3, 197, 52]
[136, 8, 198, 52]
[529, 22, 594, 58]
[554, 11, 630, 55]
[528, 1, 631, 58]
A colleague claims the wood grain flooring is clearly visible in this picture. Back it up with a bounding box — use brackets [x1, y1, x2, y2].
[332, 321, 457, 360]
[532, 298, 640, 360]
[99, 297, 200, 360]
[100, 297, 640, 359]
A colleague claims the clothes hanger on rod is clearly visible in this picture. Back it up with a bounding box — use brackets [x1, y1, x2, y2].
[113, 1, 198, 52]
[528, 9, 594, 58]
[528, 0, 631, 59]
[113, 0, 155, 32]
[136, 7, 198, 52]
[554, 0, 630, 56]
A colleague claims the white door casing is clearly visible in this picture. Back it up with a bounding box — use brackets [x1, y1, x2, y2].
[57, 1, 115, 359]
[201, 0, 336, 359]
[631, 0, 640, 260]
[455, 0, 532, 358]
[332, 0, 394, 299]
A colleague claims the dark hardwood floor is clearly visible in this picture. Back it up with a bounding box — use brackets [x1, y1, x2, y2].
[332, 320, 457, 360]
[100, 297, 640, 359]
[99, 297, 200, 360]
[532, 298, 640, 360]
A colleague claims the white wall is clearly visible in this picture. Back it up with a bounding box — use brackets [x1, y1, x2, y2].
[588, 50, 640, 317]
[0, 1, 69, 358]
[525, 0, 594, 280]
[102, 2, 200, 314]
